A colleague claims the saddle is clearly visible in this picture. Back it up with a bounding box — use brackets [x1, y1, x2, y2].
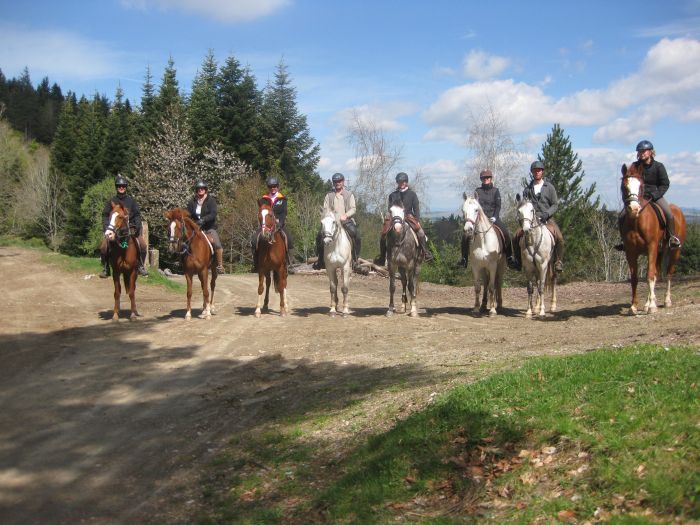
[492, 224, 506, 253]
[648, 201, 667, 230]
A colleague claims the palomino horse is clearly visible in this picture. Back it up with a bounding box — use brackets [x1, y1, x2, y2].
[104, 202, 141, 321]
[620, 162, 686, 314]
[254, 198, 289, 317]
[165, 208, 217, 320]
[320, 208, 353, 316]
[462, 195, 505, 316]
[516, 196, 557, 318]
[385, 196, 422, 317]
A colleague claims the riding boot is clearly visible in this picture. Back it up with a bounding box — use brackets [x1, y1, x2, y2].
[512, 229, 523, 271]
[373, 236, 387, 267]
[666, 215, 682, 248]
[251, 252, 258, 273]
[352, 236, 362, 271]
[418, 229, 433, 262]
[459, 235, 469, 268]
[99, 253, 111, 278]
[215, 248, 225, 274]
[137, 240, 149, 277]
[554, 240, 564, 273]
[312, 231, 325, 270]
[614, 213, 625, 251]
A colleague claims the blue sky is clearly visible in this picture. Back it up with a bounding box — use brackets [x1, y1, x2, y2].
[2, 0, 699, 214]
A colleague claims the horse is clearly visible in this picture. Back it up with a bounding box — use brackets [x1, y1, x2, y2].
[104, 202, 140, 321]
[385, 196, 422, 317]
[254, 198, 289, 317]
[462, 195, 505, 316]
[164, 208, 217, 320]
[320, 208, 353, 316]
[619, 162, 686, 315]
[516, 195, 557, 318]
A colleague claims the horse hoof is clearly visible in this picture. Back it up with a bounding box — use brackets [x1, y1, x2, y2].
[254, 310, 261, 318]
[628, 307, 638, 316]
[386, 310, 394, 317]
[525, 311, 532, 319]
[409, 311, 418, 318]
[329, 311, 336, 317]
[664, 301, 672, 308]
[646, 306, 657, 314]
[111, 316, 119, 322]
[489, 310, 497, 318]
[130, 314, 137, 321]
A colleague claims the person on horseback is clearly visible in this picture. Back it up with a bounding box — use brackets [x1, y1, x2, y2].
[99, 175, 149, 278]
[512, 161, 564, 272]
[615, 140, 681, 250]
[459, 169, 518, 270]
[373, 172, 432, 266]
[186, 180, 225, 274]
[312, 173, 362, 271]
[251, 176, 293, 271]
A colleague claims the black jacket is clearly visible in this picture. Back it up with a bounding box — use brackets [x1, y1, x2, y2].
[639, 159, 670, 201]
[262, 192, 288, 228]
[102, 193, 143, 234]
[524, 179, 558, 221]
[388, 188, 420, 219]
[474, 184, 501, 220]
[187, 194, 218, 230]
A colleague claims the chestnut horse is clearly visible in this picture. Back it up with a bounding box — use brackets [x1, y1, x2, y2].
[165, 208, 217, 320]
[254, 198, 288, 317]
[620, 162, 686, 314]
[104, 202, 141, 321]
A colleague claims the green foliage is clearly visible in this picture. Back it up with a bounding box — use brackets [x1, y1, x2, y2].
[677, 222, 700, 275]
[79, 177, 115, 254]
[188, 50, 222, 158]
[103, 86, 136, 178]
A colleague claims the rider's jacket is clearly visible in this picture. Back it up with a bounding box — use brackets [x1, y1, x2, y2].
[187, 194, 218, 231]
[388, 188, 420, 219]
[102, 193, 143, 235]
[524, 179, 558, 222]
[474, 184, 501, 220]
[638, 159, 670, 202]
[261, 191, 287, 227]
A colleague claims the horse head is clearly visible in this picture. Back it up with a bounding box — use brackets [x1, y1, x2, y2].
[462, 196, 481, 237]
[320, 208, 338, 245]
[621, 163, 644, 217]
[105, 202, 130, 242]
[388, 194, 405, 234]
[516, 196, 537, 233]
[258, 197, 276, 242]
[164, 208, 194, 254]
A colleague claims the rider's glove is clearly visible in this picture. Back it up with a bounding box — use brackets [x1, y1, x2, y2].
[490, 217, 496, 223]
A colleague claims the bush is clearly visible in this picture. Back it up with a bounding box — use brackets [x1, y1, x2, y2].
[80, 177, 115, 254]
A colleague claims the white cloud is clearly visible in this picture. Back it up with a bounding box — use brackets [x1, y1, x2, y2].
[462, 50, 509, 80]
[120, 0, 291, 22]
[333, 102, 418, 133]
[0, 25, 125, 79]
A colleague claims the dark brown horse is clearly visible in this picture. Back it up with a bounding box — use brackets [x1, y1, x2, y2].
[620, 162, 686, 314]
[105, 202, 140, 321]
[253, 198, 288, 317]
[165, 208, 218, 320]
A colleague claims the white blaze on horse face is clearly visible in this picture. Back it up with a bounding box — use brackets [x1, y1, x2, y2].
[625, 177, 642, 213]
[462, 199, 478, 234]
[519, 202, 535, 232]
[105, 211, 118, 239]
[169, 220, 177, 240]
[390, 205, 404, 233]
[321, 214, 335, 244]
[260, 208, 269, 225]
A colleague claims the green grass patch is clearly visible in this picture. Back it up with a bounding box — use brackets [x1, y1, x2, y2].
[201, 345, 699, 524]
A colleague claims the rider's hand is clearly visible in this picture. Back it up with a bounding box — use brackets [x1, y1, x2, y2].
[105, 230, 115, 241]
[490, 217, 496, 223]
[340, 214, 347, 221]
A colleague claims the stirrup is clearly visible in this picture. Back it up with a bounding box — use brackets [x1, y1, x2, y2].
[554, 260, 563, 273]
[614, 243, 624, 251]
[312, 260, 324, 270]
[458, 258, 468, 268]
[506, 257, 519, 270]
[216, 265, 225, 275]
[138, 266, 149, 277]
[99, 269, 110, 279]
[669, 236, 682, 249]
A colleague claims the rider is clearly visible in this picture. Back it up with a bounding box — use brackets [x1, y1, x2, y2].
[373, 172, 432, 266]
[251, 176, 293, 271]
[615, 140, 681, 250]
[312, 173, 362, 271]
[186, 180, 225, 274]
[99, 175, 149, 278]
[459, 169, 518, 270]
[512, 161, 564, 272]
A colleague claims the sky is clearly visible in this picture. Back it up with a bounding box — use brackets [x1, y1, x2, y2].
[2, 0, 700, 214]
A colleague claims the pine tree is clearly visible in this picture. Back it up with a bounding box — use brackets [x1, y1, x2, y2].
[538, 123, 600, 280]
[218, 55, 262, 168]
[155, 56, 183, 122]
[103, 85, 136, 178]
[258, 60, 321, 193]
[6, 67, 37, 140]
[188, 50, 223, 158]
[51, 93, 79, 182]
[138, 65, 158, 139]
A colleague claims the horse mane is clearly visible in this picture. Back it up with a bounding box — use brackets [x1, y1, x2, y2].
[258, 197, 273, 208]
[388, 193, 403, 208]
[165, 207, 200, 231]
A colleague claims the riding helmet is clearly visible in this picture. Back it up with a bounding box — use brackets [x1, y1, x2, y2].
[395, 172, 409, 183]
[115, 175, 128, 187]
[331, 172, 344, 183]
[530, 161, 545, 171]
[266, 176, 279, 187]
[194, 180, 208, 190]
[636, 140, 654, 152]
[479, 169, 493, 180]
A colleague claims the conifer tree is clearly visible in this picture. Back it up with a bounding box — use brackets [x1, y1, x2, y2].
[51, 93, 79, 183]
[103, 85, 136, 178]
[188, 50, 223, 158]
[258, 60, 321, 193]
[155, 57, 183, 121]
[138, 65, 158, 139]
[538, 123, 600, 280]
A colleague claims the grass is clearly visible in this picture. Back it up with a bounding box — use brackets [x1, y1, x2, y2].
[199, 345, 699, 524]
[0, 235, 184, 293]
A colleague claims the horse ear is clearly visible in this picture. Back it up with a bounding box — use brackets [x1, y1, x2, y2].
[516, 193, 521, 202]
[462, 191, 468, 201]
[621, 164, 627, 176]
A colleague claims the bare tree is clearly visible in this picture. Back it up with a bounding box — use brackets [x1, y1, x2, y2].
[288, 188, 324, 262]
[218, 174, 263, 265]
[347, 110, 402, 220]
[464, 103, 522, 195]
[24, 150, 65, 250]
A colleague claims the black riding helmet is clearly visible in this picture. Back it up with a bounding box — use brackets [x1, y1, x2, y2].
[636, 140, 654, 152]
[395, 172, 409, 183]
[115, 175, 128, 187]
[530, 161, 544, 171]
[266, 176, 279, 187]
[331, 172, 344, 183]
[194, 180, 208, 190]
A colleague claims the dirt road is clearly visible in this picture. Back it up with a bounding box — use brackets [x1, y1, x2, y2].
[1, 246, 698, 524]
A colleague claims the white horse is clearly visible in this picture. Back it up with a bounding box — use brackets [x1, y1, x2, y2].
[462, 195, 505, 317]
[516, 196, 557, 318]
[320, 208, 353, 316]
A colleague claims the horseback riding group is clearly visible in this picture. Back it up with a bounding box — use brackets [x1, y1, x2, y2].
[100, 139, 685, 320]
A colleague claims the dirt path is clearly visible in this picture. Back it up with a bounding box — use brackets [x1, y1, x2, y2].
[1, 246, 698, 524]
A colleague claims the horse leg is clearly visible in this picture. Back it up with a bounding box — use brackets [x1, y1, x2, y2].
[550, 272, 557, 313]
[185, 273, 194, 320]
[525, 279, 534, 319]
[328, 267, 338, 316]
[264, 273, 271, 313]
[210, 269, 217, 315]
[386, 265, 396, 317]
[198, 269, 211, 319]
[537, 265, 547, 317]
[254, 272, 265, 318]
[487, 269, 497, 317]
[112, 272, 121, 321]
[472, 267, 481, 314]
[645, 245, 658, 314]
[408, 272, 418, 317]
[400, 270, 408, 314]
[127, 271, 138, 321]
[341, 264, 350, 316]
[279, 270, 288, 317]
[627, 254, 639, 315]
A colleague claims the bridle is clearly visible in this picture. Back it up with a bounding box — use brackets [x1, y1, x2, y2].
[464, 203, 494, 238]
[259, 206, 277, 243]
[621, 173, 650, 213]
[106, 208, 131, 248]
[321, 215, 339, 244]
[168, 216, 198, 256]
[518, 200, 546, 259]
